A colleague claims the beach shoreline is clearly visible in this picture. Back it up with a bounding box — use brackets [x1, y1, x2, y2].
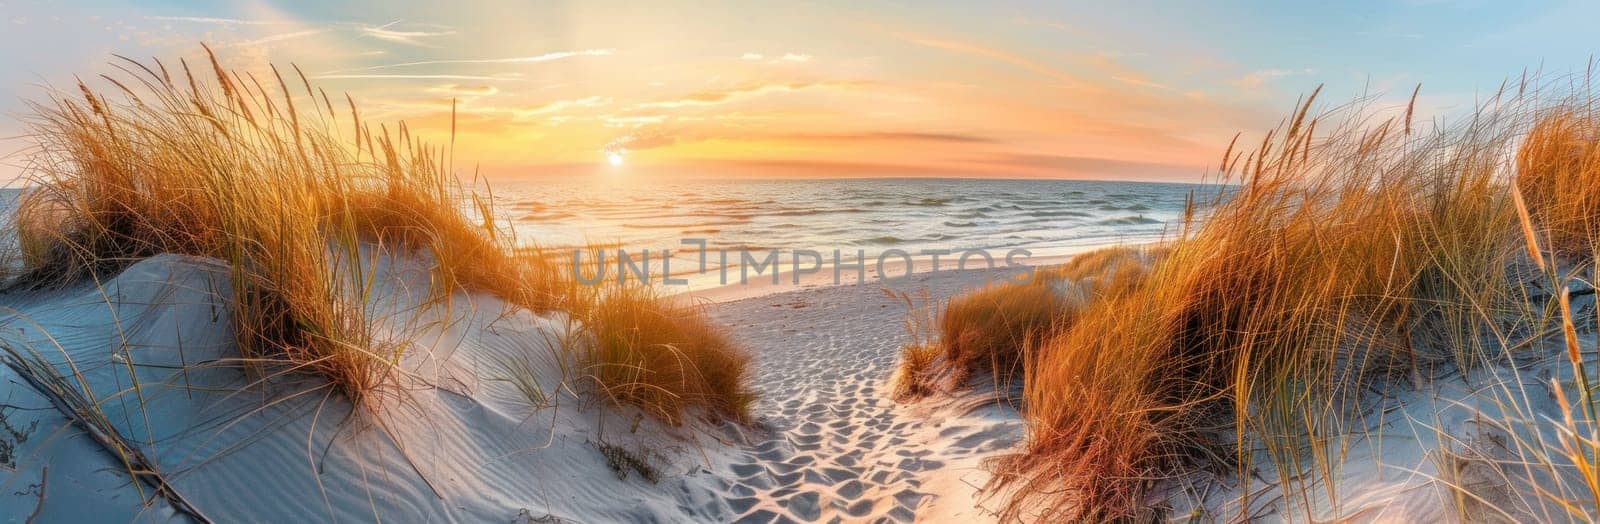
[677, 248, 1096, 303]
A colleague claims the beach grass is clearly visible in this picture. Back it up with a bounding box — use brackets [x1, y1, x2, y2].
[566, 281, 755, 425]
[1515, 109, 1600, 257]
[934, 282, 1070, 390]
[891, 245, 1161, 399]
[5, 48, 752, 423]
[886, 80, 1600, 520]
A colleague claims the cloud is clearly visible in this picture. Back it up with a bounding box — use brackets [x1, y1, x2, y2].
[1235, 68, 1317, 88]
[602, 115, 670, 127]
[893, 32, 1078, 84]
[630, 81, 860, 110]
[993, 154, 1201, 180]
[1112, 75, 1169, 90]
[311, 74, 503, 81]
[519, 96, 612, 116]
[603, 130, 676, 153]
[360, 21, 456, 46]
[1085, 51, 1171, 90]
[223, 28, 329, 48]
[593, 128, 997, 159]
[767, 131, 997, 144]
[143, 15, 290, 26]
[683, 159, 974, 178]
[322, 49, 615, 74]
[427, 84, 499, 96]
[738, 52, 814, 65]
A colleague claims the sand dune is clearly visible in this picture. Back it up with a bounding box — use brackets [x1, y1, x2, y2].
[0, 253, 747, 522]
[2, 244, 1594, 521]
[0, 242, 1034, 522]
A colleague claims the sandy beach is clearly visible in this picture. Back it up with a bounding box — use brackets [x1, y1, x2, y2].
[0, 251, 1030, 522]
[8, 10, 1600, 520]
[703, 267, 1025, 521]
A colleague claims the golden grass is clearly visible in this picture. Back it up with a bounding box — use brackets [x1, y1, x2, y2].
[570, 284, 754, 425]
[1516, 110, 1600, 257]
[8, 48, 750, 423]
[937, 282, 1071, 389]
[890, 246, 1161, 401]
[980, 84, 1565, 520]
[891, 343, 942, 400]
[1033, 245, 1167, 289]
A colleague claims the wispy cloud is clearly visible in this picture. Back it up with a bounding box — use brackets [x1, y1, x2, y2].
[993, 153, 1201, 180]
[602, 115, 670, 128]
[739, 52, 813, 64]
[311, 74, 503, 81]
[519, 96, 612, 116]
[224, 28, 329, 48]
[893, 32, 1078, 84]
[322, 49, 615, 74]
[597, 128, 996, 158]
[143, 15, 290, 26]
[360, 21, 455, 46]
[1085, 51, 1171, 91]
[427, 84, 499, 96]
[603, 130, 675, 152]
[767, 131, 996, 144]
[1235, 68, 1317, 88]
[630, 81, 860, 110]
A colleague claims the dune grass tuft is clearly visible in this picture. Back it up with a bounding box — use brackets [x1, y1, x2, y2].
[7, 48, 751, 423]
[891, 246, 1161, 401]
[936, 282, 1070, 390]
[971, 82, 1592, 520]
[891, 343, 942, 400]
[1515, 109, 1600, 257]
[568, 283, 754, 425]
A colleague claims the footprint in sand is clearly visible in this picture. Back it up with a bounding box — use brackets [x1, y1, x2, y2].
[704, 272, 1027, 523]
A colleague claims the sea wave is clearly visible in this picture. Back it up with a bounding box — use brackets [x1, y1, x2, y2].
[497, 178, 1212, 260]
[520, 212, 575, 221]
[1097, 216, 1162, 225]
[1025, 210, 1092, 218]
[862, 235, 904, 245]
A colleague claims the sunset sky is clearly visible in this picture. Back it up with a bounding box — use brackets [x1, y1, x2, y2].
[2, 1, 1598, 182]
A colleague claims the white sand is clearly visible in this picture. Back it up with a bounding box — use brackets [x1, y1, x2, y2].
[704, 268, 1026, 522]
[3, 240, 1583, 522]
[0, 247, 1025, 523]
[0, 253, 745, 522]
[697, 252, 1600, 522]
[1169, 334, 1600, 522]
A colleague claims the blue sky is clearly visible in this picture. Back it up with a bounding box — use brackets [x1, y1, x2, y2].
[1, 1, 1597, 180]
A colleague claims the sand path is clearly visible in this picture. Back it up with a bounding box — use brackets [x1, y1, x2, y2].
[705, 269, 1023, 523]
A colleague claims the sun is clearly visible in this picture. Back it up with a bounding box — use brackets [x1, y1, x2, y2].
[606, 152, 624, 166]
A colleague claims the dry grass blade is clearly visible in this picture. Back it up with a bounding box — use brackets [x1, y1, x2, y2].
[1511, 184, 1547, 273]
[0, 340, 213, 523]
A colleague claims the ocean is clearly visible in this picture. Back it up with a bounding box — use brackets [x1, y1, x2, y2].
[0, 178, 1223, 291]
[495, 178, 1220, 290]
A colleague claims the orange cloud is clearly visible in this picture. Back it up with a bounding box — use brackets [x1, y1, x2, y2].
[628, 81, 866, 110]
[892, 31, 1081, 85]
[427, 84, 499, 96]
